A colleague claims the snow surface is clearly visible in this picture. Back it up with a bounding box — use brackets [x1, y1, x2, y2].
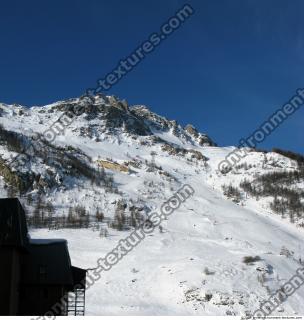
[30, 174, 304, 316]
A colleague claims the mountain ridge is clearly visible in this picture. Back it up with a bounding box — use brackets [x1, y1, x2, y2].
[0, 94, 304, 316]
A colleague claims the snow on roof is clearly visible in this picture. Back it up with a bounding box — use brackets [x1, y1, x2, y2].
[30, 238, 67, 245]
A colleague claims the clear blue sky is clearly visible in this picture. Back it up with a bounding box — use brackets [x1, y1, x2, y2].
[0, 0, 303, 153]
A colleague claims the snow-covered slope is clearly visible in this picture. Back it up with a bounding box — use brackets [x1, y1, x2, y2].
[0, 95, 303, 316]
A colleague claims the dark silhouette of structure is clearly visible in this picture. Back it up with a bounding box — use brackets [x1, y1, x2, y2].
[0, 198, 87, 316]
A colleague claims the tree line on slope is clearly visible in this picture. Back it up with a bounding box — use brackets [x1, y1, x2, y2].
[26, 194, 146, 234]
[240, 168, 304, 224]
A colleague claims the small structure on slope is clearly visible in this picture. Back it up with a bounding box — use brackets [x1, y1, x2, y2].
[0, 198, 87, 316]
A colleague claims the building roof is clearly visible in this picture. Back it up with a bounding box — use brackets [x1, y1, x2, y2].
[0, 198, 29, 249]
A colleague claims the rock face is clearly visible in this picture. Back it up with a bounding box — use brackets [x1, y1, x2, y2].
[130, 105, 215, 146]
[184, 124, 216, 146]
[185, 124, 199, 137]
[198, 134, 216, 146]
[96, 159, 129, 173]
[43, 95, 216, 144]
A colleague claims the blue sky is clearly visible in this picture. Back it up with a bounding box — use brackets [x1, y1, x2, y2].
[0, 0, 303, 153]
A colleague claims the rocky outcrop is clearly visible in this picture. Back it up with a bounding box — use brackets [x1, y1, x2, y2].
[185, 124, 216, 146]
[96, 159, 129, 173]
[161, 143, 208, 161]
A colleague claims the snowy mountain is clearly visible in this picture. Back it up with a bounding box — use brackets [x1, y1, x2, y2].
[0, 95, 304, 316]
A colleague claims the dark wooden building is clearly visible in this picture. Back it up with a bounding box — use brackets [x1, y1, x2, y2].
[0, 198, 87, 316]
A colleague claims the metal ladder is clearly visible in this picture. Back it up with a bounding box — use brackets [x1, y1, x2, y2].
[67, 288, 86, 316]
